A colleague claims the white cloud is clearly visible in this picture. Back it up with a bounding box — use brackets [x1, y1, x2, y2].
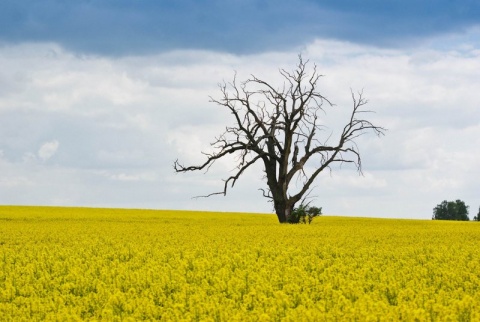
[38, 140, 59, 161]
[22, 152, 38, 164]
[0, 176, 34, 188]
[95, 170, 156, 182]
[0, 38, 479, 219]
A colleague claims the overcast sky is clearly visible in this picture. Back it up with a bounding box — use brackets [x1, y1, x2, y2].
[1, 1, 480, 219]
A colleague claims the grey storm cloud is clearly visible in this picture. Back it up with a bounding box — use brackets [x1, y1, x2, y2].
[1, 0, 480, 56]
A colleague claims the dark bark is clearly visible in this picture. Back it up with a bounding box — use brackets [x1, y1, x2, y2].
[174, 56, 386, 223]
[272, 193, 294, 223]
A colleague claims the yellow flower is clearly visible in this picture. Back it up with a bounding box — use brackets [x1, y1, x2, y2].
[1, 206, 479, 320]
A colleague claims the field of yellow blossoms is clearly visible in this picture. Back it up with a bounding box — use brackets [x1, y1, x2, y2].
[1, 206, 479, 321]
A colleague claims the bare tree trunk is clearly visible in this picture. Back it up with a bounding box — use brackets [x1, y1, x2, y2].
[276, 209, 287, 223]
[274, 199, 294, 224]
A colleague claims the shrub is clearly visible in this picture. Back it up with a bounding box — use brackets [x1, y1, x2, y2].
[474, 207, 480, 221]
[288, 204, 322, 224]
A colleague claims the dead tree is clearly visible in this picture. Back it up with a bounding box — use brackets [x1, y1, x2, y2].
[174, 56, 385, 223]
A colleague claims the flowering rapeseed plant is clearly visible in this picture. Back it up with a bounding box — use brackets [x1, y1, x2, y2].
[0, 206, 479, 320]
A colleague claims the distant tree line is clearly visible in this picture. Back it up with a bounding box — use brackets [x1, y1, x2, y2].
[475, 207, 480, 221]
[433, 200, 480, 221]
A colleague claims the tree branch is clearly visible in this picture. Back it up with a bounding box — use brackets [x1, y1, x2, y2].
[173, 56, 386, 223]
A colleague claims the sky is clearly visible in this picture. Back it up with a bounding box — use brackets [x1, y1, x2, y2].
[1, 0, 480, 219]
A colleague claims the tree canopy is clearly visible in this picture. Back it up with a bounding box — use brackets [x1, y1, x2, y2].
[433, 200, 469, 221]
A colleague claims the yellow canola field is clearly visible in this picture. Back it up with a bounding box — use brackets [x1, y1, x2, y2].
[0, 206, 479, 321]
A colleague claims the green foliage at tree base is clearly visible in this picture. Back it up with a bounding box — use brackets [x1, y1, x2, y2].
[288, 204, 322, 224]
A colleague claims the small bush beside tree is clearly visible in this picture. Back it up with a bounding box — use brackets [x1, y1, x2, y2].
[432, 200, 469, 221]
[288, 204, 322, 224]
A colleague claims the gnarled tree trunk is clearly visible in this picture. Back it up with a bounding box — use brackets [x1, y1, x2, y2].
[273, 199, 295, 223]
